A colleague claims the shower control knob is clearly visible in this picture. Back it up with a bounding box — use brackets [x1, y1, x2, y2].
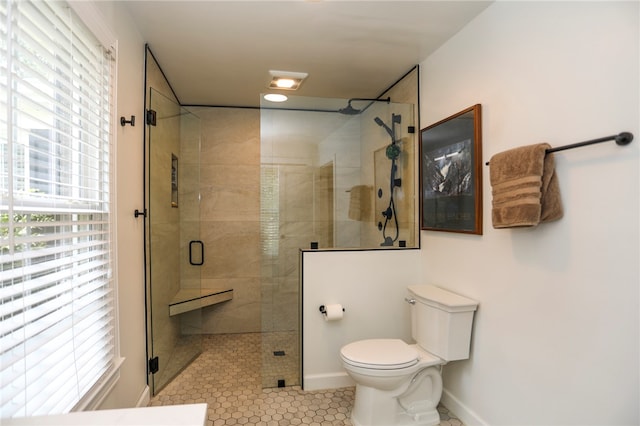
[404, 297, 416, 305]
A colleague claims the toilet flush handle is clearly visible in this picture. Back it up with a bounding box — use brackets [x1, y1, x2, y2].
[404, 297, 416, 305]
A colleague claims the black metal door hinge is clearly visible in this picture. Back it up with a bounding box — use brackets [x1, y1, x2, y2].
[146, 109, 157, 126]
[149, 356, 159, 374]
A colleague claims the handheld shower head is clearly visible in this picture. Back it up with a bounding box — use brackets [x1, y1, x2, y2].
[374, 116, 393, 138]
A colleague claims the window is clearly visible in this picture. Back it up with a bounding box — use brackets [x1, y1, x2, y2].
[0, 0, 117, 418]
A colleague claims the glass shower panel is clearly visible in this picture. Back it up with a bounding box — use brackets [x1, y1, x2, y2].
[260, 96, 416, 250]
[146, 88, 202, 394]
[259, 95, 416, 388]
[360, 101, 416, 248]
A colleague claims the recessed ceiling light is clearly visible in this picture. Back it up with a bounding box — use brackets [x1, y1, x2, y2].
[275, 78, 296, 89]
[268, 70, 308, 91]
[263, 93, 288, 102]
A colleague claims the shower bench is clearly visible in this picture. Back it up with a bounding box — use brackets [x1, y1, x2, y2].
[169, 287, 233, 316]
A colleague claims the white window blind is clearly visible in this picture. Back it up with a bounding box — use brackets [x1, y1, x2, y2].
[0, 0, 116, 419]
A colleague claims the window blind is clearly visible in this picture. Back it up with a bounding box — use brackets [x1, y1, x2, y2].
[0, 0, 116, 418]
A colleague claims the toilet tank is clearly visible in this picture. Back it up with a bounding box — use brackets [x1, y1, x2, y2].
[408, 285, 478, 361]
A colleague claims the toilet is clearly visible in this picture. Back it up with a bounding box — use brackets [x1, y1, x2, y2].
[340, 285, 478, 426]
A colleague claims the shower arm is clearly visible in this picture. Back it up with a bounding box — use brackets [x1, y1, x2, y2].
[349, 97, 390, 103]
[338, 97, 390, 115]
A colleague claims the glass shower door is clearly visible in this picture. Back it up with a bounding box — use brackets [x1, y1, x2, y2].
[146, 88, 202, 394]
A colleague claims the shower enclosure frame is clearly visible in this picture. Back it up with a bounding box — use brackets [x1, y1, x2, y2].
[142, 46, 420, 394]
[143, 46, 206, 396]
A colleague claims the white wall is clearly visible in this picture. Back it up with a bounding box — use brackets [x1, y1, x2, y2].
[302, 249, 422, 390]
[81, 2, 150, 410]
[420, 2, 639, 425]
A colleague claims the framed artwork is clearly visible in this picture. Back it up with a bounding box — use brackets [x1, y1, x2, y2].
[420, 104, 482, 234]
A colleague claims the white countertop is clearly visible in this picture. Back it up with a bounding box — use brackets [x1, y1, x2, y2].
[3, 404, 208, 426]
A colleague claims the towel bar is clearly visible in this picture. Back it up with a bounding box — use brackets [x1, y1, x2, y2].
[485, 132, 633, 165]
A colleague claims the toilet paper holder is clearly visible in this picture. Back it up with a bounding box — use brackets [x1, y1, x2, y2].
[319, 305, 345, 316]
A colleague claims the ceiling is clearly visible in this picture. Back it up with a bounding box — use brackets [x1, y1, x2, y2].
[124, 1, 492, 109]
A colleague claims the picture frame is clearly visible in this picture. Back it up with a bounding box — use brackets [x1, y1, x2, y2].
[420, 104, 482, 234]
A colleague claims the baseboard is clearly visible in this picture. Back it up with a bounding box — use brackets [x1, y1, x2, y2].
[303, 372, 354, 391]
[441, 389, 487, 426]
[136, 385, 151, 408]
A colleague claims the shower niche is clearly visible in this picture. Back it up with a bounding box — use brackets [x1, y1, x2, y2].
[171, 154, 178, 207]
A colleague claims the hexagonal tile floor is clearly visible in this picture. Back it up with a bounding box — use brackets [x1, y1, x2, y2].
[149, 333, 463, 426]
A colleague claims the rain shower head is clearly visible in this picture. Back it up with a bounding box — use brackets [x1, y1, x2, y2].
[338, 101, 361, 115]
[337, 97, 391, 115]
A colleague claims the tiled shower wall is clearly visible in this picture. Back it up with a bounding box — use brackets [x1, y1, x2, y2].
[189, 67, 418, 336]
[192, 108, 263, 334]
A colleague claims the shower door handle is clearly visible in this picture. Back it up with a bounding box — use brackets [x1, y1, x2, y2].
[189, 240, 204, 266]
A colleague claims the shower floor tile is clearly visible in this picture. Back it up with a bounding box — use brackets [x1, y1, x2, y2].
[149, 333, 463, 425]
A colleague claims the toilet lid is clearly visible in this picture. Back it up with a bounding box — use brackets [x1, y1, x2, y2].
[340, 339, 418, 369]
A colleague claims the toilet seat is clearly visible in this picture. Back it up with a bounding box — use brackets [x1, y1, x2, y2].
[340, 339, 419, 370]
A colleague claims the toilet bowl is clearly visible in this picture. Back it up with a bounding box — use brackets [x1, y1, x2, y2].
[340, 285, 478, 426]
[340, 339, 444, 426]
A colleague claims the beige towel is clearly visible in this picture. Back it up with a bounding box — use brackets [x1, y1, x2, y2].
[348, 185, 373, 221]
[490, 143, 563, 228]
